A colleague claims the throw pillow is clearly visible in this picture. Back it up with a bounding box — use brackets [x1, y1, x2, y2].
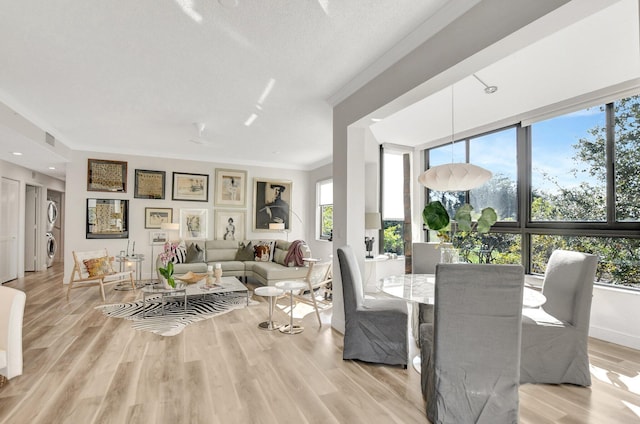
[170, 241, 187, 264]
[235, 241, 254, 261]
[83, 256, 112, 277]
[253, 240, 275, 262]
[185, 242, 205, 263]
[253, 243, 271, 262]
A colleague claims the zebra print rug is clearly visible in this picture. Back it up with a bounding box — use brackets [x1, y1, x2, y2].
[96, 292, 252, 336]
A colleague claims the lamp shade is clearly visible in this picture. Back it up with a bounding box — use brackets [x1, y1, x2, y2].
[365, 212, 382, 230]
[418, 163, 492, 192]
[160, 222, 180, 231]
[269, 222, 285, 230]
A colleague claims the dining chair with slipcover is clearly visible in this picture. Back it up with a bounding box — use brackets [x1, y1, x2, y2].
[420, 263, 524, 424]
[520, 249, 598, 386]
[337, 245, 408, 367]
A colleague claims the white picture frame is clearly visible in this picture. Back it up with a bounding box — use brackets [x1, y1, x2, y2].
[215, 210, 246, 241]
[180, 208, 208, 239]
[149, 230, 168, 245]
[214, 168, 247, 207]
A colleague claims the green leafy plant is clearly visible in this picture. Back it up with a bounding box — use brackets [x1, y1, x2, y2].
[422, 201, 497, 244]
[157, 242, 177, 288]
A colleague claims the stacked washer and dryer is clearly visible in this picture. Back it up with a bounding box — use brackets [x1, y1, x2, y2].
[46, 200, 58, 267]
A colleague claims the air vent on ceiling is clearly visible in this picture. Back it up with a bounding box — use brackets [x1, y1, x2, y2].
[45, 132, 55, 146]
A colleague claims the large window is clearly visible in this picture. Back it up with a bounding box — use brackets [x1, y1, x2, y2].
[317, 179, 333, 240]
[423, 93, 640, 289]
[382, 151, 407, 255]
[531, 106, 607, 221]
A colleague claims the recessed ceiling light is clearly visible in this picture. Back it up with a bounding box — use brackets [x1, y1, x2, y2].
[48, 166, 56, 170]
[371, 118, 382, 122]
[11, 151, 22, 156]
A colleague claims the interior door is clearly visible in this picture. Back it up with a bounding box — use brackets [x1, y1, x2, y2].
[24, 184, 37, 272]
[1, 177, 19, 282]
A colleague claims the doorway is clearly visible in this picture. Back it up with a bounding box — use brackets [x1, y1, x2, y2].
[1, 177, 19, 282]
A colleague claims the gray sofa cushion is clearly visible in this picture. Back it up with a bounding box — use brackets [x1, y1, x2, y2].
[185, 242, 205, 263]
[250, 261, 307, 281]
[235, 241, 254, 261]
[211, 260, 245, 272]
[205, 240, 239, 261]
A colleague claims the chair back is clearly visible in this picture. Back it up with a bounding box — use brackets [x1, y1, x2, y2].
[541, 250, 598, 327]
[0, 286, 26, 379]
[306, 261, 332, 289]
[428, 263, 524, 423]
[337, 246, 364, 314]
[411, 242, 441, 274]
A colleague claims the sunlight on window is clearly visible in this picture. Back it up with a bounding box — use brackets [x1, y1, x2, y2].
[175, 0, 202, 23]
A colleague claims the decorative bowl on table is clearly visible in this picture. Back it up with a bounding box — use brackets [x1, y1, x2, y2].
[175, 271, 206, 284]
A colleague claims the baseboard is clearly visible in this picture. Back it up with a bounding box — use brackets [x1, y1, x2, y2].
[589, 325, 640, 350]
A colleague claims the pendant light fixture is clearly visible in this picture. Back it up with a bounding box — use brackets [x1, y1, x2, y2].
[418, 82, 492, 191]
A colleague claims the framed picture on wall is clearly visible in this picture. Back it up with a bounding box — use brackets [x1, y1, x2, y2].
[214, 209, 246, 241]
[253, 178, 292, 231]
[172, 172, 209, 202]
[214, 168, 247, 207]
[144, 207, 173, 229]
[180, 208, 208, 239]
[87, 159, 127, 192]
[135, 169, 165, 199]
[149, 230, 168, 245]
[86, 198, 129, 239]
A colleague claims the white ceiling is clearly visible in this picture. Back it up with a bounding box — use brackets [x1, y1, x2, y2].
[0, 0, 464, 179]
[0, 0, 638, 182]
[371, 0, 640, 148]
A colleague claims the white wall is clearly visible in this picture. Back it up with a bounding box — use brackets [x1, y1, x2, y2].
[306, 163, 333, 262]
[0, 159, 65, 277]
[63, 150, 310, 283]
[590, 285, 640, 350]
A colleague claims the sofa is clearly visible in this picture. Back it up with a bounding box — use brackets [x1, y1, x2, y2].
[157, 239, 312, 286]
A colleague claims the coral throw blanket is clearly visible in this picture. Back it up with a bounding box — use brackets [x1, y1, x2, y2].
[283, 240, 306, 267]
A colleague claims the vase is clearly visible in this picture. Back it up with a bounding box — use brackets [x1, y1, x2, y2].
[440, 247, 460, 264]
[160, 276, 174, 290]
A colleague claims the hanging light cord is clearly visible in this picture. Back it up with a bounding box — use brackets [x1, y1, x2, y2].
[472, 73, 498, 94]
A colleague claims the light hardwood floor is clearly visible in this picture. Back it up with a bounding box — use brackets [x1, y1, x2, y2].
[1, 263, 639, 423]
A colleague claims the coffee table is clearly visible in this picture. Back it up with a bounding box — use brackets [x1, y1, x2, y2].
[141, 276, 249, 317]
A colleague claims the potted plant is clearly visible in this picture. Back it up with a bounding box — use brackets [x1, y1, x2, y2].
[422, 201, 498, 262]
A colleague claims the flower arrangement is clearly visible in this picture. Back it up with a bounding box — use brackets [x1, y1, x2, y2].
[157, 242, 178, 288]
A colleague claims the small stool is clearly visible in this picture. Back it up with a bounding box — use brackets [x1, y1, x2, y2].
[275, 280, 307, 335]
[254, 286, 284, 331]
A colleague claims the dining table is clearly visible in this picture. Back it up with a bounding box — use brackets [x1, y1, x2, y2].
[380, 273, 547, 372]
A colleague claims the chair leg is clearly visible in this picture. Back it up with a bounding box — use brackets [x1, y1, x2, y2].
[66, 280, 73, 300]
[307, 281, 322, 327]
[99, 279, 106, 302]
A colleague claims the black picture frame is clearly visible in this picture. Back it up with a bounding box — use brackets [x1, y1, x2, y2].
[134, 169, 166, 199]
[87, 159, 127, 193]
[172, 172, 209, 202]
[86, 198, 129, 239]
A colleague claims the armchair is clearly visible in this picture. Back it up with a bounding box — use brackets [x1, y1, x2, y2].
[0, 286, 26, 380]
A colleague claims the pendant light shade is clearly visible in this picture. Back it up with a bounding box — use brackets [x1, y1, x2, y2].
[418, 163, 492, 191]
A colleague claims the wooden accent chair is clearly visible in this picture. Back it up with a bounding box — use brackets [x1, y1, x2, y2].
[279, 258, 333, 328]
[67, 249, 135, 301]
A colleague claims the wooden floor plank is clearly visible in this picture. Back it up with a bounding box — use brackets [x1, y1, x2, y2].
[1, 263, 640, 423]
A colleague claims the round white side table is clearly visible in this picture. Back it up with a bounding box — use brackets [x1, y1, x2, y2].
[254, 286, 284, 330]
[275, 280, 307, 335]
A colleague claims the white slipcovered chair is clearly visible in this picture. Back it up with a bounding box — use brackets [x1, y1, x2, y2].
[420, 263, 524, 423]
[520, 249, 598, 386]
[0, 285, 26, 380]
